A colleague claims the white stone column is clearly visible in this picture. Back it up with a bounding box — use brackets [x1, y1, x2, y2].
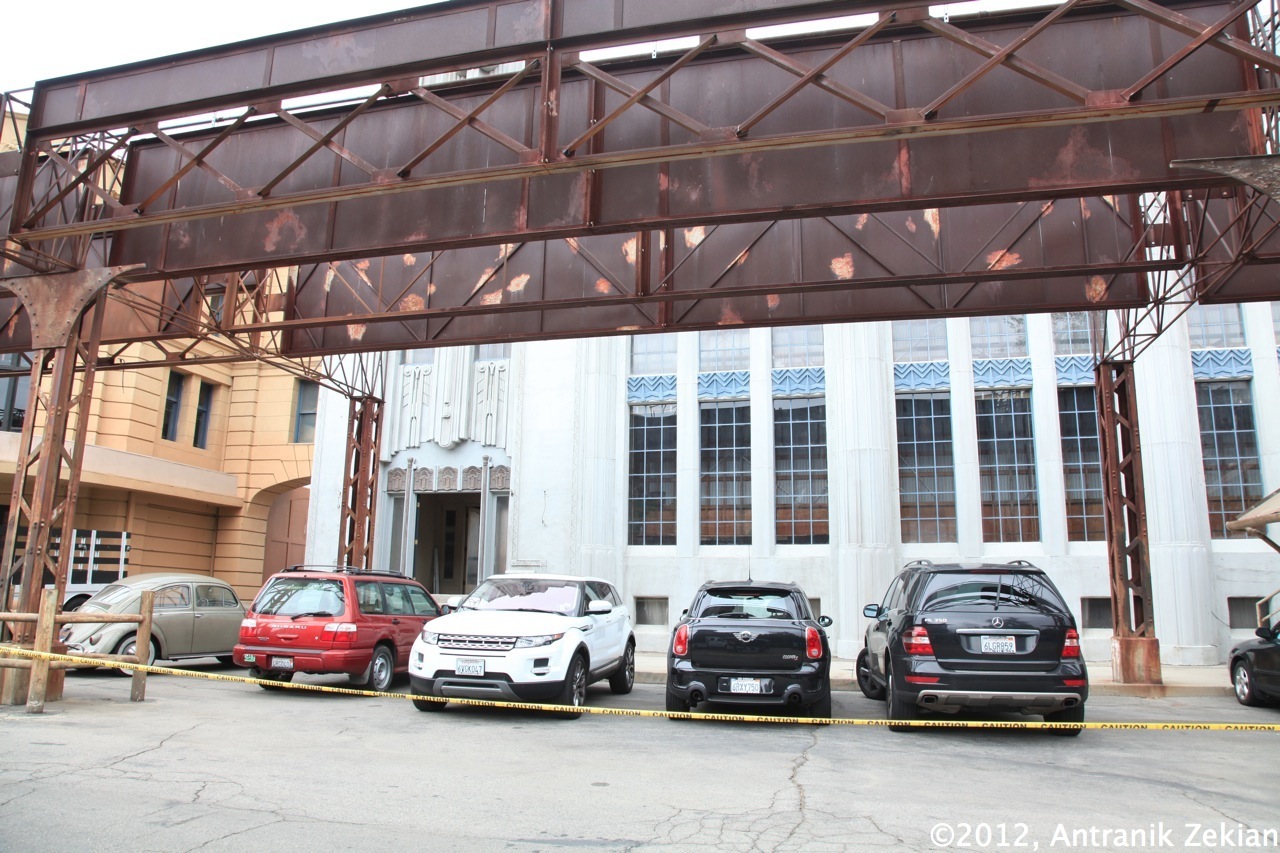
[947, 317, 983, 558]
[1134, 315, 1218, 665]
[574, 336, 622, 581]
[749, 327, 776, 558]
[1027, 313, 1068, 556]
[676, 332, 701, 559]
[825, 322, 898, 657]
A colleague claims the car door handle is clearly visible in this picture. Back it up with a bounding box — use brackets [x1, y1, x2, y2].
[194, 614, 204, 619]
[391, 618, 401, 624]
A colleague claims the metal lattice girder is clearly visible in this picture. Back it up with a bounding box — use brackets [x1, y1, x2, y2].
[338, 394, 383, 571]
[2, 0, 1276, 278]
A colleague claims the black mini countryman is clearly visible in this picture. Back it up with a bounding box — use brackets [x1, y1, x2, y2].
[666, 580, 833, 718]
[857, 560, 1088, 735]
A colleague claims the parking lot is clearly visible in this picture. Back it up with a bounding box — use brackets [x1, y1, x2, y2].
[1, 662, 1278, 852]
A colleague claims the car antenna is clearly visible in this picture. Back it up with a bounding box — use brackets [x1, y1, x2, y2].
[747, 550, 753, 583]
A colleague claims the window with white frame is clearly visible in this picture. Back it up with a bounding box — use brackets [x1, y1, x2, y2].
[700, 401, 751, 545]
[293, 380, 319, 444]
[699, 329, 750, 372]
[774, 398, 829, 544]
[1058, 387, 1105, 541]
[631, 333, 678, 375]
[628, 403, 677, 546]
[771, 326, 824, 368]
[1196, 380, 1263, 538]
[1052, 312, 1097, 356]
[1272, 302, 1279, 341]
[1187, 303, 1245, 349]
[162, 371, 185, 442]
[975, 389, 1040, 542]
[476, 343, 511, 361]
[969, 315, 1028, 359]
[896, 392, 957, 543]
[891, 319, 948, 362]
[0, 353, 31, 434]
[406, 348, 436, 365]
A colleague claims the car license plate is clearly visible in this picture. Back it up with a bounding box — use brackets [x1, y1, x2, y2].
[730, 678, 763, 694]
[455, 658, 485, 676]
[269, 656, 294, 670]
[981, 636, 1016, 654]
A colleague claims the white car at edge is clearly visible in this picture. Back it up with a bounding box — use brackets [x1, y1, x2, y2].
[408, 573, 635, 718]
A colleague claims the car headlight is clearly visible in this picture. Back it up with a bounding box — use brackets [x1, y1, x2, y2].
[514, 633, 564, 648]
[420, 629, 439, 645]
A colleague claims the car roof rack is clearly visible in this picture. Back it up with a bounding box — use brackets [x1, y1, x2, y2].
[903, 559, 934, 568]
[282, 564, 412, 580]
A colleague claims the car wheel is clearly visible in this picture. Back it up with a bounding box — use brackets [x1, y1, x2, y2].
[366, 645, 395, 692]
[215, 656, 235, 666]
[809, 686, 833, 722]
[252, 668, 295, 691]
[856, 649, 886, 700]
[885, 661, 918, 732]
[412, 688, 446, 712]
[115, 635, 157, 677]
[555, 653, 588, 719]
[63, 594, 90, 612]
[1233, 659, 1263, 707]
[665, 687, 690, 715]
[608, 642, 635, 695]
[1044, 704, 1086, 736]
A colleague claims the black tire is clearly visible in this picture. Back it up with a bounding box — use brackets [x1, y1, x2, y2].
[809, 686, 833, 722]
[665, 687, 690, 715]
[555, 654, 588, 719]
[1233, 659, 1263, 707]
[252, 668, 295, 691]
[364, 645, 395, 692]
[63, 594, 90, 612]
[412, 688, 447, 712]
[114, 635, 157, 677]
[215, 655, 235, 666]
[856, 649, 886, 700]
[1044, 704, 1085, 736]
[608, 642, 635, 695]
[885, 662, 918, 732]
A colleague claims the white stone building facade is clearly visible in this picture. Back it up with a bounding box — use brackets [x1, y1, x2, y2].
[307, 304, 1280, 665]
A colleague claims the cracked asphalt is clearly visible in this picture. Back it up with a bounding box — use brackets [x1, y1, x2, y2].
[1, 663, 1278, 852]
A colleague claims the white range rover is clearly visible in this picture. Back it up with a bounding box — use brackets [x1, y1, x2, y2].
[408, 573, 635, 718]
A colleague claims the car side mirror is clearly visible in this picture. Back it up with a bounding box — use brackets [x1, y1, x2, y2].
[588, 600, 612, 615]
[446, 595, 463, 609]
[440, 604, 454, 615]
[1257, 625, 1276, 640]
[818, 615, 833, 628]
[863, 604, 881, 618]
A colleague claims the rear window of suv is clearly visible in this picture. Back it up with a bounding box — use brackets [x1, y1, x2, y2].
[254, 577, 346, 617]
[695, 588, 801, 619]
[918, 572, 1068, 614]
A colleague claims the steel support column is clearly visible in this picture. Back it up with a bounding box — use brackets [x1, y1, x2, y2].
[337, 394, 383, 571]
[0, 268, 123, 704]
[1096, 359, 1163, 685]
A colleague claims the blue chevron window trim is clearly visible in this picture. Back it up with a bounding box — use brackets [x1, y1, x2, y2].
[1191, 348, 1253, 380]
[973, 358, 1033, 389]
[1055, 355, 1097, 387]
[893, 361, 950, 391]
[698, 370, 751, 400]
[627, 374, 677, 403]
[772, 367, 825, 397]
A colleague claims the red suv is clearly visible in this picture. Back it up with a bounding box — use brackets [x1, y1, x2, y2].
[234, 566, 441, 692]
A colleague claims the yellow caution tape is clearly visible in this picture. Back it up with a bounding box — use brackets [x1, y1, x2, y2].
[3, 647, 1277, 732]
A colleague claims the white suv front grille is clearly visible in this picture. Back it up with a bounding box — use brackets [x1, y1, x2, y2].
[439, 634, 518, 652]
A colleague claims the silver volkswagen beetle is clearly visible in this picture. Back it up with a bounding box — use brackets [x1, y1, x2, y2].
[61, 572, 245, 672]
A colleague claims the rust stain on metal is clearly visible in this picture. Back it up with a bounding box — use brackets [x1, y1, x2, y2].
[476, 267, 495, 290]
[324, 267, 337, 292]
[353, 259, 374, 289]
[719, 304, 744, 325]
[347, 323, 367, 340]
[263, 211, 307, 252]
[683, 226, 706, 248]
[924, 209, 940, 240]
[830, 254, 855, 280]
[498, 243, 516, 260]
[565, 237, 581, 255]
[734, 249, 750, 266]
[1030, 128, 1138, 188]
[622, 237, 638, 265]
[986, 250, 1023, 271]
[481, 291, 503, 305]
[402, 254, 417, 266]
[398, 294, 425, 312]
[427, 282, 437, 296]
[905, 217, 917, 234]
[767, 294, 781, 310]
[1040, 201, 1055, 217]
[1086, 275, 1109, 302]
[508, 273, 531, 293]
[855, 214, 869, 231]
[595, 278, 611, 294]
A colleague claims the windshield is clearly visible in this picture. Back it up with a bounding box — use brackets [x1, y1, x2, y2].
[460, 578, 582, 615]
[254, 578, 346, 617]
[694, 588, 800, 619]
[919, 572, 1068, 614]
[82, 583, 137, 613]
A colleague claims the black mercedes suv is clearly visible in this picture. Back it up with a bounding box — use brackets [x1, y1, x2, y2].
[857, 560, 1088, 735]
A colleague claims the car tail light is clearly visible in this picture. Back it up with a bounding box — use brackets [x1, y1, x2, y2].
[905, 675, 941, 684]
[1063, 678, 1087, 687]
[902, 626, 934, 657]
[324, 623, 358, 646]
[672, 624, 689, 657]
[805, 626, 823, 660]
[1062, 628, 1081, 659]
[239, 618, 257, 641]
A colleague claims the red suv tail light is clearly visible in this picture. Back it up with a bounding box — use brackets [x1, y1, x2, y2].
[672, 624, 689, 657]
[239, 618, 257, 641]
[805, 626, 823, 660]
[1062, 628, 1081, 659]
[324, 622, 358, 646]
[902, 626, 934, 657]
